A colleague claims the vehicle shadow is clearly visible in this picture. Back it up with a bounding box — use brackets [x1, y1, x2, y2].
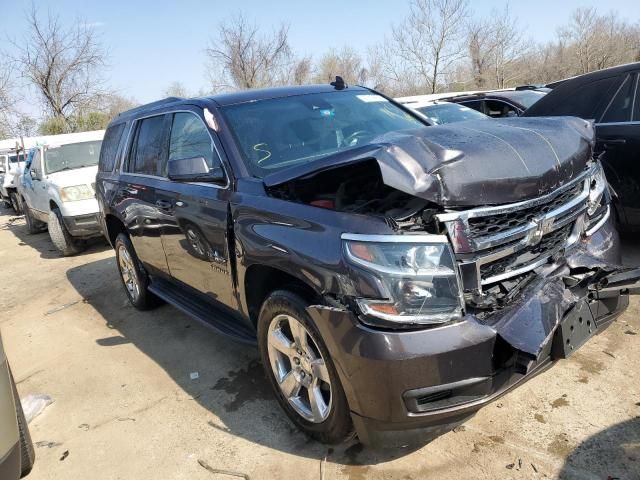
[65, 256, 423, 467]
[0, 205, 110, 259]
[558, 417, 640, 479]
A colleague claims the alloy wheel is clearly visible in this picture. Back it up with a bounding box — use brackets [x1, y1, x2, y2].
[267, 314, 332, 423]
[118, 245, 140, 301]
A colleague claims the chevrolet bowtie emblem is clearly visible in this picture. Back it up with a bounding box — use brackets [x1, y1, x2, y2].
[527, 217, 554, 245]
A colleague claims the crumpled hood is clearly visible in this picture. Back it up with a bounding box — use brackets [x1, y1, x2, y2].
[264, 116, 594, 207]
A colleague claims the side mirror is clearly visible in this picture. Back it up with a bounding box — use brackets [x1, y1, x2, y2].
[31, 169, 40, 181]
[167, 156, 226, 184]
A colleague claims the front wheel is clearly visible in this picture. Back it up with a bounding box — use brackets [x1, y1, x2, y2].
[9, 192, 21, 214]
[48, 208, 84, 256]
[258, 290, 352, 444]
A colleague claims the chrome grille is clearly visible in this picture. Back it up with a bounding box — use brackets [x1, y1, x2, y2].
[437, 169, 591, 294]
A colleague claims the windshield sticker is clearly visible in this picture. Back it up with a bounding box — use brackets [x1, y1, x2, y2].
[356, 95, 388, 103]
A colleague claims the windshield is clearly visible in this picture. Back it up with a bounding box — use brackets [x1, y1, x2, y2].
[44, 140, 102, 174]
[416, 103, 487, 125]
[222, 90, 426, 177]
[497, 90, 546, 109]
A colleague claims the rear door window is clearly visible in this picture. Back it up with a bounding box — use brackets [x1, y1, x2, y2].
[600, 74, 636, 123]
[99, 123, 126, 172]
[128, 115, 166, 175]
[459, 100, 485, 114]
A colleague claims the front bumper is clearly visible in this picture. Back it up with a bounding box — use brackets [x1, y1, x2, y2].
[62, 213, 102, 238]
[309, 218, 638, 446]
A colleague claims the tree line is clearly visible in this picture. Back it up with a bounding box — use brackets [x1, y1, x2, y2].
[1, 1, 639, 138]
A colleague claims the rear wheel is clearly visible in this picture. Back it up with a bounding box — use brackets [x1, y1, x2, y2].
[48, 208, 84, 256]
[115, 233, 159, 310]
[10, 368, 35, 478]
[9, 192, 21, 214]
[258, 290, 352, 444]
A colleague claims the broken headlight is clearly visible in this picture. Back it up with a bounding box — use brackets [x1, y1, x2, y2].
[343, 234, 463, 326]
[585, 161, 610, 235]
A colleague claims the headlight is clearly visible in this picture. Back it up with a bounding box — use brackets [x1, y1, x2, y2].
[343, 234, 463, 327]
[60, 184, 94, 202]
[585, 162, 610, 235]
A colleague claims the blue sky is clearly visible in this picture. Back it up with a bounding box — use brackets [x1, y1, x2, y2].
[1, 0, 639, 114]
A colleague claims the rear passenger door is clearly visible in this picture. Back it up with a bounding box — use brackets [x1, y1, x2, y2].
[596, 72, 640, 228]
[117, 114, 171, 276]
[156, 110, 236, 308]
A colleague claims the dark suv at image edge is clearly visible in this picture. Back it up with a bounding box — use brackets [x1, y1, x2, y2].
[96, 83, 640, 447]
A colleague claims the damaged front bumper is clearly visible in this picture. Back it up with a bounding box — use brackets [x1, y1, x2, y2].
[308, 218, 639, 447]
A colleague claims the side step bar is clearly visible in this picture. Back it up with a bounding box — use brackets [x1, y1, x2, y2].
[148, 277, 257, 345]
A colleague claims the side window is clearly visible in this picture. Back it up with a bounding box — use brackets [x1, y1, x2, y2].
[600, 74, 635, 123]
[485, 100, 518, 118]
[128, 115, 165, 175]
[550, 77, 621, 118]
[633, 75, 640, 122]
[99, 123, 126, 172]
[168, 112, 220, 168]
[459, 100, 484, 114]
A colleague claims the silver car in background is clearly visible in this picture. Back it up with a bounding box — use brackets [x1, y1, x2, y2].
[0, 329, 34, 479]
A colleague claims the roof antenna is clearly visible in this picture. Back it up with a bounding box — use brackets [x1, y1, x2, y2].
[330, 76, 347, 90]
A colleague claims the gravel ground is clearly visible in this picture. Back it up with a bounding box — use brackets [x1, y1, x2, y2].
[1, 204, 639, 480]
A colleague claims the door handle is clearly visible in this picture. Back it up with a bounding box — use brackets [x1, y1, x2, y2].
[155, 200, 173, 210]
[598, 138, 626, 148]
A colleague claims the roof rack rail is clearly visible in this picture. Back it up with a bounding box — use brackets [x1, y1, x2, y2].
[117, 97, 184, 118]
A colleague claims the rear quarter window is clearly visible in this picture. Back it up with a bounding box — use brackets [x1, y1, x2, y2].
[99, 123, 126, 172]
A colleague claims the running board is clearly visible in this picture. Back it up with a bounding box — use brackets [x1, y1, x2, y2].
[148, 277, 257, 345]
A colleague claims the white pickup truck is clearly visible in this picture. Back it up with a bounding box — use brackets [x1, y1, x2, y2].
[19, 130, 104, 255]
[0, 152, 26, 213]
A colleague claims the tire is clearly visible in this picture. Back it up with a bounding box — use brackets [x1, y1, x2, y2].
[48, 208, 84, 256]
[10, 368, 35, 478]
[258, 290, 352, 444]
[22, 200, 46, 235]
[9, 192, 21, 214]
[114, 233, 159, 310]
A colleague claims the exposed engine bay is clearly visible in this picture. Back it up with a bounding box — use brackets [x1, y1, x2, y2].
[268, 160, 441, 233]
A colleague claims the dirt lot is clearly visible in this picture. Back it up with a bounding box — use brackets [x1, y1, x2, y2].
[1, 205, 639, 480]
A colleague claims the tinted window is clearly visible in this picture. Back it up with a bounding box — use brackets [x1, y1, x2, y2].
[99, 123, 126, 172]
[45, 141, 102, 174]
[222, 90, 424, 177]
[547, 77, 620, 118]
[495, 90, 546, 109]
[169, 113, 219, 168]
[129, 115, 165, 175]
[458, 100, 484, 113]
[485, 100, 518, 117]
[416, 103, 487, 124]
[600, 75, 635, 123]
[633, 75, 640, 121]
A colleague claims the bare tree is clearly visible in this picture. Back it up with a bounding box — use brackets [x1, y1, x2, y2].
[13, 8, 108, 127]
[0, 63, 14, 137]
[206, 13, 293, 91]
[467, 19, 495, 89]
[390, 0, 470, 93]
[313, 47, 368, 84]
[290, 56, 312, 85]
[489, 5, 528, 88]
[164, 81, 189, 98]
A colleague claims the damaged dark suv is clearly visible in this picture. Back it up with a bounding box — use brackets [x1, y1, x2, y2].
[96, 83, 640, 446]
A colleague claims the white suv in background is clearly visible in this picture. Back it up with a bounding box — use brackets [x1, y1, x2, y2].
[0, 152, 26, 213]
[19, 130, 104, 256]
